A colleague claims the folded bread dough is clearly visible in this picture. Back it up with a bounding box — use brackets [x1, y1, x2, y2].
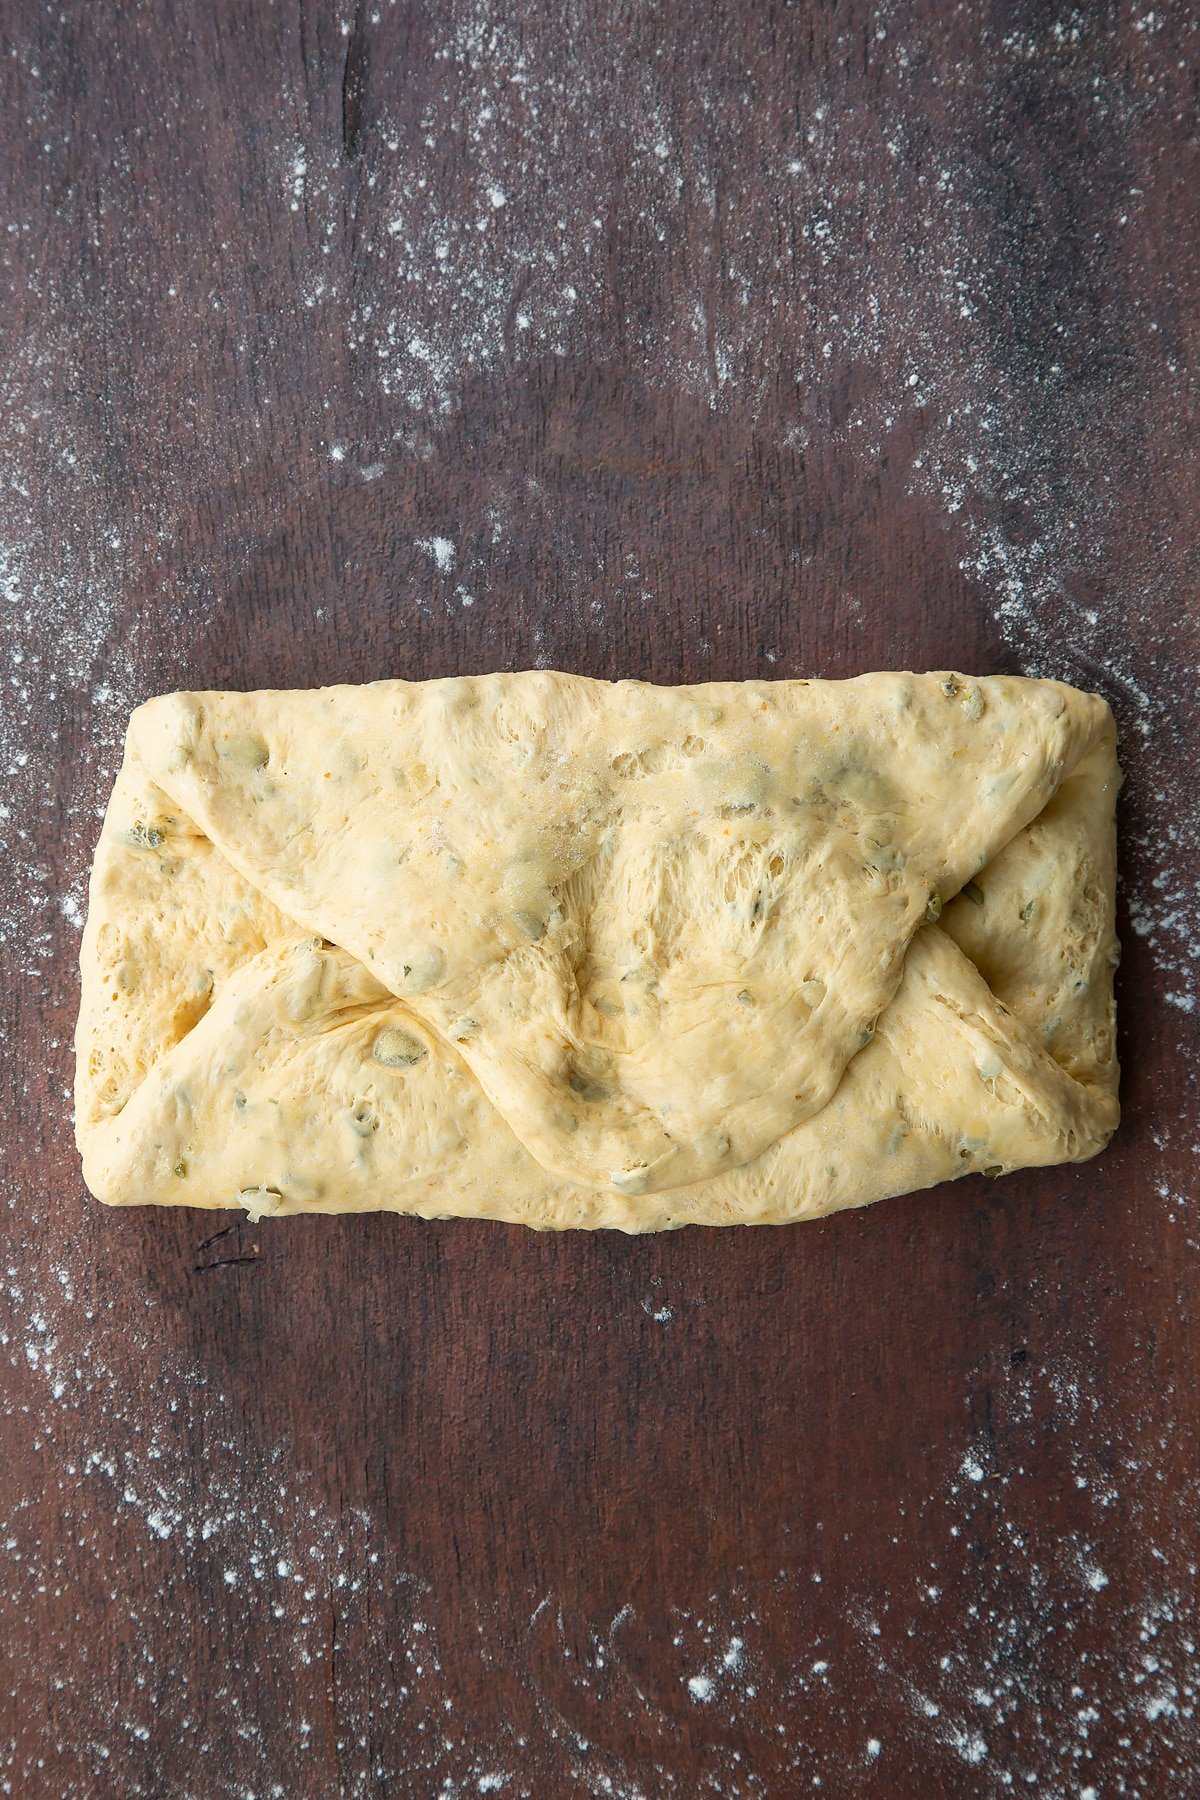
[74, 672, 1120, 1230]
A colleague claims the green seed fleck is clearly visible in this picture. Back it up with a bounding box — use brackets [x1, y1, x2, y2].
[737, 988, 755, 1006]
[514, 909, 546, 942]
[963, 880, 985, 907]
[925, 893, 943, 923]
[173, 1157, 188, 1178]
[981, 1165, 1004, 1178]
[1020, 900, 1036, 923]
[372, 1026, 427, 1068]
[217, 731, 270, 770]
[568, 1072, 610, 1103]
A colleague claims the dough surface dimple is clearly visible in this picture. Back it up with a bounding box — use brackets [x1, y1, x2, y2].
[75, 671, 1120, 1230]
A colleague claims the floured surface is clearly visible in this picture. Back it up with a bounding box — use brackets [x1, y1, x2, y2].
[4, 2, 1197, 1793]
[76, 672, 1120, 1228]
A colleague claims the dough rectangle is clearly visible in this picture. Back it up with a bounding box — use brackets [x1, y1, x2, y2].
[74, 672, 1120, 1229]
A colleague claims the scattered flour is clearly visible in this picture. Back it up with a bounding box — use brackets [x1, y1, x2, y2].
[0, 1, 1196, 1795]
[416, 535, 458, 574]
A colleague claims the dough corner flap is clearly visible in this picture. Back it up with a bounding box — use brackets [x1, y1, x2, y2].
[74, 670, 1121, 1230]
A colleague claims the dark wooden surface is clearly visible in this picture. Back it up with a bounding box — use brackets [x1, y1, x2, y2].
[1, 2, 1197, 1795]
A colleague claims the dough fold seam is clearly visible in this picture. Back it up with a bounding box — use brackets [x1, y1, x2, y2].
[75, 671, 1121, 1229]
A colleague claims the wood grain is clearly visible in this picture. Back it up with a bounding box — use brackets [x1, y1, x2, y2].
[1, 2, 1196, 1795]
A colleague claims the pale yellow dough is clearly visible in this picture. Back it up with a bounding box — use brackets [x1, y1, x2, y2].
[74, 672, 1120, 1230]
